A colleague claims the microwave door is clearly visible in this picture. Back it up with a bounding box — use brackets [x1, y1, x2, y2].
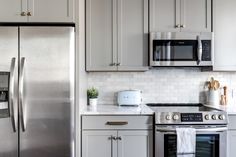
[154, 41, 173, 66]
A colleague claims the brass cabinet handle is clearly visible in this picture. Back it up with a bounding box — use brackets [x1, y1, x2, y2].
[27, 12, 32, 16]
[21, 12, 26, 16]
[106, 121, 128, 125]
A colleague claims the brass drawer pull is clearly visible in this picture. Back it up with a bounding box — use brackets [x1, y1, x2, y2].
[106, 121, 128, 125]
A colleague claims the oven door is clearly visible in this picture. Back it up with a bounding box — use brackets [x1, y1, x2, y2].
[155, 126, 227, 157]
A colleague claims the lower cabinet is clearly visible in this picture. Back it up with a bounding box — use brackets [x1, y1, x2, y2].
[81, 115, 153, 157]
[82, 130, 152, 157]
[227, 115, 236, 157]
[82, 131, 117, 157]
[228, 130, 236, 157]
[118, 131, 152, 157]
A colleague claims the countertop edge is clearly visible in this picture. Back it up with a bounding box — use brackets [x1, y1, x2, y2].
[80, 104, 155, 116]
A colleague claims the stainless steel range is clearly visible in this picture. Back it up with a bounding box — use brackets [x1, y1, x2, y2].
[147, 103, 228, 157]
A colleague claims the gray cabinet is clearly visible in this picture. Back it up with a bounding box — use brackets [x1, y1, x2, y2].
[82, 131, 117, 157]
[213, 0, 236, 71]
[82, 116, 153, 157]
[27, 0, 74, 22]
[150, 0, 211, 32]
[82, 130, 152, 157]
[86, 0, 148, 71]
[228, 115, 236, 157]
[118, 131, 152, 157]
[86, 0, 117, 71]
[0, 0, 27, 22]
[228, 131, 236, 157]
[0, 0, 74, 22]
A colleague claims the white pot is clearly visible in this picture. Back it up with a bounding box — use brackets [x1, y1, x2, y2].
[89, 98, 97, 108]
[207, 90, 219, 106]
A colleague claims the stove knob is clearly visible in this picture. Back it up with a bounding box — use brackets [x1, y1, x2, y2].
[166, 115, 171, 120]
[205, 114, 210, 120]
[219, 115, 225, 120]
[212, 114, 217, 120]
[173, 114, 180, 120]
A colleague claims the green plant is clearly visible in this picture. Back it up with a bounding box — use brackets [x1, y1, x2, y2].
[87, 87, 99, 99]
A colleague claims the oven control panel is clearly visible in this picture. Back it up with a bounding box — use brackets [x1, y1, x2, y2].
[156, 112, 228, 124]
[181, 113, 203, 122]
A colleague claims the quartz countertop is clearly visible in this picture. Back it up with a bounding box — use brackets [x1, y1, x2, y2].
[80, 104, 154, 116]
[204, 104, 236, 115]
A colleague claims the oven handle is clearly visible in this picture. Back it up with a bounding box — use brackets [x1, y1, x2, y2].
[156, 126, 227, 132]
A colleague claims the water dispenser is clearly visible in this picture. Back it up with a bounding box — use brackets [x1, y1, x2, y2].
[0, 72, 9, 118]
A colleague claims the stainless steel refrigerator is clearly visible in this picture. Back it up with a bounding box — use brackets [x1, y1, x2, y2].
[0, 26, 75, 157]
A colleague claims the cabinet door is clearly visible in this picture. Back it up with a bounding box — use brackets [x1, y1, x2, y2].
[82, 131, 117, 157]
[86, 0, 117, 71]
[118, 131, 153, 157]
[0, 0, 27, 22]
[180, 0, 211, 32]
[27, 0, 74, 22]
[117, 0, 148, 71]
[213, 0, 236, 71]
[228, 131, 236, 157]
[149, 0, 181, 32]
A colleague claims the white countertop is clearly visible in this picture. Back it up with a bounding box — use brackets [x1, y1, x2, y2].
[205, 104, 236, 115]
[80, 104, 154, 116]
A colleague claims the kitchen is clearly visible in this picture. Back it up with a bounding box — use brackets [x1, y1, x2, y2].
[0, 0, 235, 157]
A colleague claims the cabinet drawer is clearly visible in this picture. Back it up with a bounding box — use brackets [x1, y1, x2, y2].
[82, 116, 153, 130]
[228, 115, 236, 130]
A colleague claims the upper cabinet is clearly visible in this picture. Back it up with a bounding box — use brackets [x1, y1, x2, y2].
[0, 0, 27, 22]
[150, 0, 212, 32]
[213, 0, 236, 71]
[86, 0, 149, 71]
[0, 0, 74, 23]
[86, 0, 116, 71]
[117, 0, 148, 71]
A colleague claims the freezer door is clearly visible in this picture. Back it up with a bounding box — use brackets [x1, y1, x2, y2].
[0, 27, 18, 157]
[19, 27, 75, 157]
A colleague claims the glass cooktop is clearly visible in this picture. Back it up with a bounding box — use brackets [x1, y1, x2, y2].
[146, 103, 222, 113]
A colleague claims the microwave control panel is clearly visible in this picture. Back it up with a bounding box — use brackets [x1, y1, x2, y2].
[202, 40, 211, 61]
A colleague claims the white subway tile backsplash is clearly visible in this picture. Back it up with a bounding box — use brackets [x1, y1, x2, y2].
[87, 68, 236, 105]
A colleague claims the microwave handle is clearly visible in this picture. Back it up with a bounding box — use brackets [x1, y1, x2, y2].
[156, 126, 227, 133]
[197, 35, 202, 65]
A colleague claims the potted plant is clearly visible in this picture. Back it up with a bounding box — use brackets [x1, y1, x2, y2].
[87, 87, 99, 108]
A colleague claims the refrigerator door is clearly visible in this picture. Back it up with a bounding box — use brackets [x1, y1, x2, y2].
[19, 27, 75, 157]
[0, 27, 18, 157]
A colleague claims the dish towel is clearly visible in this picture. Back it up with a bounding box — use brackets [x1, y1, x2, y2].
[176, 128, 196, 157]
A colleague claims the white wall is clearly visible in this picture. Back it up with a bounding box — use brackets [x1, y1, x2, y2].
[87, 68, 236, 105]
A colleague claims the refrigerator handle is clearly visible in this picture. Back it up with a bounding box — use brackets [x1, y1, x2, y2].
[9, 58, 17, 132]
[19, 57, 26, 132]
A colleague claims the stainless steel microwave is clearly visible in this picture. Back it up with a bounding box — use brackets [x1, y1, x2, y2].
[149, 32, 214, 67]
